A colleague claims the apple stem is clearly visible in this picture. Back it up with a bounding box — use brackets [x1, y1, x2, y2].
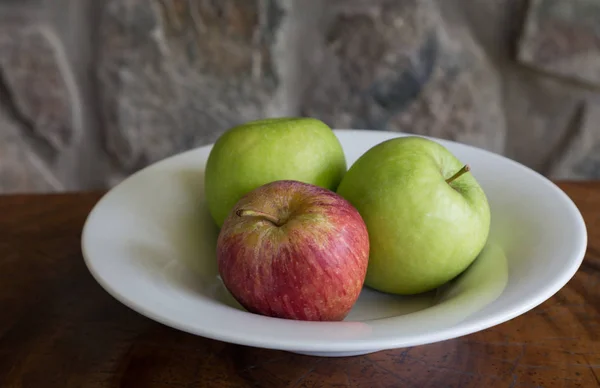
[236, 209, 282, 226]
[446, 164, 470, 184]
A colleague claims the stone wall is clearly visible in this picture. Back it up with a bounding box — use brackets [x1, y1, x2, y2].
[1, 0, 599, 193]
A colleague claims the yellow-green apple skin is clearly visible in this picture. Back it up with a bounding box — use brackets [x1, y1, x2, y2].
[336, 136, 491, 295]
[205, 117, 347, 227]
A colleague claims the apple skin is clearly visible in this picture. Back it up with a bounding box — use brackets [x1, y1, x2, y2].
[205, 117, 347, 228]
[336, 136, 491, 295]
[216, 180, 370, 321]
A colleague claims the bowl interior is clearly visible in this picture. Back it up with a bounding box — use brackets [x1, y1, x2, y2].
[82, 130, 586, 353]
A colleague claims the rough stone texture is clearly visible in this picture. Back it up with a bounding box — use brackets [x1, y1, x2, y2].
[390, 13, 506, 154]
[0, 109, 61, 193]
[302, 0, 506, 154]
[0, 18, 78, 193]
[43, 0, 111, 191]
[97, 0, 284, 175]
[0, 21, 76, 154]
[518, 0, 600, 87]
[550, 101, 600, 179]
[502, 71, 591, 174]
[439, 0, 529, 62]
[441, 0, 599, 176]
[3, 0, 600, 193]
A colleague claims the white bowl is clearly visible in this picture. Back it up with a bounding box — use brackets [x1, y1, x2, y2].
[81, 130, 587, 357]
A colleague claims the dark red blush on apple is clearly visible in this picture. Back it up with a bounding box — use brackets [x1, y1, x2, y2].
[216, 180, 370, 322]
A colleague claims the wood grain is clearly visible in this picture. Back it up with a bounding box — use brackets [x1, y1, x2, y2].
[0, 183, 598, 388]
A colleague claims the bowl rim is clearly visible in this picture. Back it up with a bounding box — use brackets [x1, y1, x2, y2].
[81, 129, 588, 353]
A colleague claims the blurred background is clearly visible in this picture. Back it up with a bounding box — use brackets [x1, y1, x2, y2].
[0, 0, 599, 193]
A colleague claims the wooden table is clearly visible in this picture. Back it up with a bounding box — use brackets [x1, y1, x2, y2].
[0, 182, 598, 388]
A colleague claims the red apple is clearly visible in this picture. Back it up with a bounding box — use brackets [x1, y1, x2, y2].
[216, 180, 370, 321]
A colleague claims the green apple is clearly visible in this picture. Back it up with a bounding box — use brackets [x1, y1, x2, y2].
[205, 117, 347, 227]
[336, 136, 491, 295]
